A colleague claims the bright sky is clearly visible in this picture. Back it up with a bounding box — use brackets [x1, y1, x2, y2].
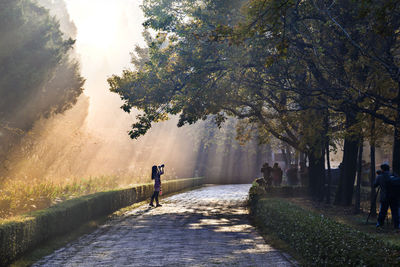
[66, 0, 145, 55]
[14, 0, 200, 179]
[65, 0, 146, 133]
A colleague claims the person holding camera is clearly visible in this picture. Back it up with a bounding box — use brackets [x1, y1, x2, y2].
[149, 164, 164, 207]
[374, 164, 400, 229]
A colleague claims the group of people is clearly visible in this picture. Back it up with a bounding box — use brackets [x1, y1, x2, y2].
[261, 162, 283, 186]
[374, 164, 400, 229]
[260, 162, 309, 187]
[150, 162, 400, 230]
[259, 161, 400, 229]
[261, 162, 306, 186]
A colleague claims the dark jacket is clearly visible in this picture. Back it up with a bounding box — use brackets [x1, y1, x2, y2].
[374, 171, 400, 202]
[153, 168, 164, 192]
[391, 175, 400, 199]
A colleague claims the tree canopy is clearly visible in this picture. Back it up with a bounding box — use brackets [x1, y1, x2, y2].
[109, 0, 400, 204]
[0, 0, 84, 168]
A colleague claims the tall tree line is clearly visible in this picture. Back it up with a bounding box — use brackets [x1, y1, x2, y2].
[0, 0, 84, 174]
[109, 0, 399, 205]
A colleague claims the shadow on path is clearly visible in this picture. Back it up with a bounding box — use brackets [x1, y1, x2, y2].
[34, 185, 295, 267]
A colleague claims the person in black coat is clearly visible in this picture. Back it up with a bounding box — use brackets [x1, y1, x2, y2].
[374, 164, 400, 229]
[261, 163, 272, 187]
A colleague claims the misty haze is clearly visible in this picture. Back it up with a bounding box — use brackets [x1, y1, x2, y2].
[1, 0, 400, 266]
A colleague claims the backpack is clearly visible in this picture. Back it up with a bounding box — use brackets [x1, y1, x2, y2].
[389, 175, 400, 198]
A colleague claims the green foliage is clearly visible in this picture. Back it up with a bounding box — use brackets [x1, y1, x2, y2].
[249, 184, 400, 266]
[0, 0, 73, 122]
[112, 0, 400, 151]
[109, 0, 400, 201]
[36, 0, 78, 38]
[110, 0, 309, 155]
[0, 0, 84, 162]
[0, 178, 205, 266]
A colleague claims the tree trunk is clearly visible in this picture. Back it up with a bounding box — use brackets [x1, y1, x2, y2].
[266, 144, 272, 163]
[369, 118, 377, 218]
[286, 144, 292, 165]
[324, 110, 332, 204]
[300, 151, 305, 165]
[281, 147, 288, 168]
[393, 124, 400, 175]
[370, 141, 377, 218]
[195, 139, 207, 177]
[334, 138, 359, 205]
[392, 85, 400, 175]
[355, 138, 363, 214]
[308, 147, 326, 201]
[255, 143, 264, 178]
[334, 112, 359, 206]
[325, 139, 332, 204]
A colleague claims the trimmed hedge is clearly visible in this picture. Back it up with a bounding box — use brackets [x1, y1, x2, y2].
[0, 178, 204, 266]
[249, 183, 400, 266]
[264, 185, 308, 198]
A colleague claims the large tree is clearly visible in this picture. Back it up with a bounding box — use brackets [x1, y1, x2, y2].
[109, 0, 330, 198]
[231, 0, 399, 204]
[0, 0, 84, 169]
[110, 0, 399, 203]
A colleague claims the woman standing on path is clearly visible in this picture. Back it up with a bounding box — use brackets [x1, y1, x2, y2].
[149, 164, 164, 207]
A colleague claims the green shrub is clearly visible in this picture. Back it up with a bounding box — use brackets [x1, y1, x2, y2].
[249, 183, 400, 266]
[0, 178, 204, 266]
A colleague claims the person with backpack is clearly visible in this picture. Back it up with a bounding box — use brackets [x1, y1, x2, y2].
[149, 164, 164, 207]
[374, 164, 400, 229]
[391, 170, 400, 229]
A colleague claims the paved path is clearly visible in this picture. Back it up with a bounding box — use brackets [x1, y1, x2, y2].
[34, 184, 296, 267]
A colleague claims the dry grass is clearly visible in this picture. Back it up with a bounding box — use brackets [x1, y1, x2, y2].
[0, 175, 148, 220]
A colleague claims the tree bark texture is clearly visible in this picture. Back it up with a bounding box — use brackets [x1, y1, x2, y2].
[308, 147, 326, 201]
[334, 137, 359, 206]
[392, 84, 400, 175]
[369, 141, 377, 218]
[355, 138, 363, 214]
[334, 111, 359, 206]
[286, 145, 292, 165]
[325, 139, 332, 204]
[393, 125, 400, 175]
[281, 148, 288, 168]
